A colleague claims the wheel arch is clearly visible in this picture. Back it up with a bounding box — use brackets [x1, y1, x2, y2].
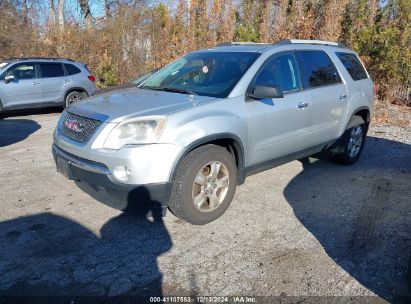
[169, 133, 246, 184]
[64, 87, 89, 101]
[348, 106, 370, 131]
[353, 106, 370, 123]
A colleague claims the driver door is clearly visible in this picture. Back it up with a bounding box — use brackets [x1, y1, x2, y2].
[0, 62, 42, 109]
[246, 52, 312, 167]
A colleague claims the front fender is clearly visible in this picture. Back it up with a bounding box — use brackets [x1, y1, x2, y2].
[160, 97, 248, 182]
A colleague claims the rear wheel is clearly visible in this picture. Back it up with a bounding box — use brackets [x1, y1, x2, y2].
[65, 91, 87, 107]
[330, 115, 367, 165]
[168, 144, 237, 225]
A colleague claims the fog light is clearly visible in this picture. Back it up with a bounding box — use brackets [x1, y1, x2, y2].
[113, 165, 132, 182]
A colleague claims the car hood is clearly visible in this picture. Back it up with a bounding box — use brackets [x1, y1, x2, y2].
[67, 88, 217, 123]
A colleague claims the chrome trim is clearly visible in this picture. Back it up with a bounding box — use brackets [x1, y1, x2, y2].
[52, 144, 111, 175]
[66, 108, 109, 122]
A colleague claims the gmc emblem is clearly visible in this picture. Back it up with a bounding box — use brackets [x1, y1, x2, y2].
[64, 120, 84, 133]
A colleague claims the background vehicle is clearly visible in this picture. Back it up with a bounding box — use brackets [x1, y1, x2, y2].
[53, 39, 374, 225]
[0, 58, 96, 112]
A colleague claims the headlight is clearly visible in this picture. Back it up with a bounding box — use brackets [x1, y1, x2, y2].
[104, 117, 167, 150]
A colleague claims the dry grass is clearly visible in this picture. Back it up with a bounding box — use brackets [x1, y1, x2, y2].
[372, 99, 411, 128]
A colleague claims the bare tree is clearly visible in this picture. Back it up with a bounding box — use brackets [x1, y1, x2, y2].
[48, 0, 56, 28]
[22, 0, 28, 25]
[79, 0, 93, 28]
[368, 0, 378, 24]
[57, 0, 64, 31]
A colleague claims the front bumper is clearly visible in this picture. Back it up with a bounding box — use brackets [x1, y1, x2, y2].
[53, 127, 183, 185]
[52, 144, 173, 212]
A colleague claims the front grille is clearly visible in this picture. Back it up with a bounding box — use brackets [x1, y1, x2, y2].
[60, 111, 103, 144]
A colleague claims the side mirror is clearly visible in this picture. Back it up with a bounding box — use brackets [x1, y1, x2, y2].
[247, 85, 284, 99]
[4, 74, 15, 84]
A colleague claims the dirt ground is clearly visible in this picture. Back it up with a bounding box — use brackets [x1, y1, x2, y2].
[0, 108, 410, 303]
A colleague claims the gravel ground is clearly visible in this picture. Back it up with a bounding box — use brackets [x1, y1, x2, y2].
[0, 108, 410, 303]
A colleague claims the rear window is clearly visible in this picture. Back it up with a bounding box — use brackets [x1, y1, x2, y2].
[40, 63, 65, 78]
[336, 52, 368, 81]
[65, 64, 82, 75]
[296, 50, 341, 88]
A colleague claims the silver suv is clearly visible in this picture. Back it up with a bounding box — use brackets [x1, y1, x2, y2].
[0, 58, 96, 112]
[52, 40, 374, 225]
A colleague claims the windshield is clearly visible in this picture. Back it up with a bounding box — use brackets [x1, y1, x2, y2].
[140, 52, 260, 98]
[131, 68, 160, 86]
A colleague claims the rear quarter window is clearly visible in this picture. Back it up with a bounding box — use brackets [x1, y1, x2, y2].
[336, 52, 368, 81]
[65, 64, 82, 75]
[296, 50, 341, 88]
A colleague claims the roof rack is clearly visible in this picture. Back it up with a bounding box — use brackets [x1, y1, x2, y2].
[216, 42, 269, 47]
[215, 39, 346, 48]
[273, 39, 346, 48]
[3, 57, 75, 62]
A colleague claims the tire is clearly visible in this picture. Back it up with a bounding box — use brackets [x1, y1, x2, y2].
[168, 144, 238, 225]
[330, 115, 367, 165]
[65, 91, 87, 107]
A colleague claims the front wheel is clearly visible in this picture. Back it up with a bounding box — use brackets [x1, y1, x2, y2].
[168, 144, 238, 225]
[330, 115, 367, 165]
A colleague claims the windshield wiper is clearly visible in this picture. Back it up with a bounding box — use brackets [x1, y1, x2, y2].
[160, 87, 197, 95]
[140, 86, 197, 95]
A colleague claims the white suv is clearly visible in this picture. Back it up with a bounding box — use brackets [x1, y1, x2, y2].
[53, 39, 374, 224]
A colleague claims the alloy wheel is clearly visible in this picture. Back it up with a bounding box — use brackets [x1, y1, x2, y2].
[347, 126, 363, 158]
[191, 161, 230, 212]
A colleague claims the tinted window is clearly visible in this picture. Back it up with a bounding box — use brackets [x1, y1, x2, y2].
[65, 64, 81, 75]
[336, 52, 368, 81]
[253, 53, 301, 92]
[40, 63, 65, 78]
[141, 52, 260, 98]
[296, 50, 341, 88]
[5, 63, 36, 80]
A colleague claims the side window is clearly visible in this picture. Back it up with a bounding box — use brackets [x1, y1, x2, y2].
[296, 50, 341, 88]
[336, 52, 368, 81]
[40, 63, 65, 78]
[253, 53, 301, 93]
[65, 64, 81, 75]
[5, 63, 36, 80]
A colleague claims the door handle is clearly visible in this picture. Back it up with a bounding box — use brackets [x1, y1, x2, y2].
[31, 82, 40, 85]
[338, 94, 347, 100]
[64, 79, 70, 83]
[296, 102, 309, 109]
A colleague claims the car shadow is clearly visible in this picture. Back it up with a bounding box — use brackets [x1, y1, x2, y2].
[0, 119, 41, 147]
[284, 136, 411, 302]
[0, 187, 172, 299]
[0, 106, 62, 119]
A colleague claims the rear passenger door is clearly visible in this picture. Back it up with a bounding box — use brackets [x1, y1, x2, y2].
[295, 50, 348, 144]
[39, 63, 71, 104]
